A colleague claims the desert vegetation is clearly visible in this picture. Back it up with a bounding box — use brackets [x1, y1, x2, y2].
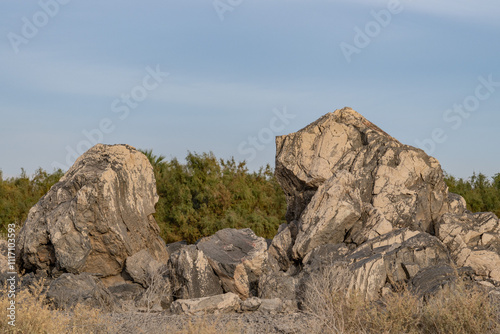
[141, 150, 286, 243]
[444, 172, 500, 217]
[0, 279, 115, 334]
[0, 151, 287, 242]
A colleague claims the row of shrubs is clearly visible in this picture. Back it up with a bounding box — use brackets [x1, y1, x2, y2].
[141, 150, 287, 243]
[1, 151, 500, 242]
[0, 151, 287, 242]
[444, 172, 500, 217]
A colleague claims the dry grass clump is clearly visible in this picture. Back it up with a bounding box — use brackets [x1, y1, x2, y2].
[0, 279, 115, 334]
[302, 266, 369, 333]
[421, 282, 500, 334]
[303, 266, 500, 334]
[1, 278, 242, 334]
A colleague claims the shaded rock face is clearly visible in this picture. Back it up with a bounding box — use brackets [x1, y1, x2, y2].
[16, 144, 168, 277]
[168, 245, 223, 299]
[274, 108, 450, 263]
[197, 228, 268, 299]
[47, 273, 116, 311]
[125, 249, 164, 288]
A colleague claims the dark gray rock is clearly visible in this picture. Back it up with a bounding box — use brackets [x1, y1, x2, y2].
[168, 245, 223, 300]
[166, 241, 188, 256]
[410, 264, 458, 297]
[47, 273, 116, 311]
[258, 270, 299, 301]
[108, 282, 145, 302]
[125, 249, 164, 288]
[197, 228, 268, 299]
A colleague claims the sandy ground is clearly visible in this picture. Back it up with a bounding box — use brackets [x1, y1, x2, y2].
[107, 311, 314, 334]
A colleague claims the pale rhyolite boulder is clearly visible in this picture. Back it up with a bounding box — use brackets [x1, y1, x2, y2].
[273, 108, 450, 262]
[16, 144, 168, 277]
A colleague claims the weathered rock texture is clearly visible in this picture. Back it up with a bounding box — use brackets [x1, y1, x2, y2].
[125, 249, 164, 288]
[274, 108, 449, 264]
[300, 229, 451, 300]
[436, 210, 500, 281]
[168, 245, 223, 299]
[12, 108, 500, 315]
[266, 107, 500, 302]
[47, 273, 116, 311]
[16, 144, 168, 277]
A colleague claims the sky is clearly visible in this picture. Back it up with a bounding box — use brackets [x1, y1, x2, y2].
[1, 0, 499, 179]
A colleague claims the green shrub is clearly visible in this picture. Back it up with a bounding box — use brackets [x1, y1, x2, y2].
[0, 168, 63, 235]
[142, 150, 286, 243]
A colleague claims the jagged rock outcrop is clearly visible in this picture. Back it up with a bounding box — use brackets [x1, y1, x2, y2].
[197, 228, 268, 299]
[267, 107, 500, 302]
[16, 144, 168, 277]
[436, 210, 500, 281]
[274, 108, 450, 264]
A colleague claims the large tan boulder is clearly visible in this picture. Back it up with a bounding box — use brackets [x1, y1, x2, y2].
[274, 108, 450, 261]
[16, 144, 168, 277]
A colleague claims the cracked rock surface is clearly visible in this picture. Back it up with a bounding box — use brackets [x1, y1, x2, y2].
[16, 144, 168, 277]
[273, 107, 450, 266]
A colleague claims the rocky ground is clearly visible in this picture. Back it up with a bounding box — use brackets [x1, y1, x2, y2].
[108, 311, 312, 334]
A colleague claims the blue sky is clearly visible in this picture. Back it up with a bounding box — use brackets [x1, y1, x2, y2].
[1, 0, 499, 179]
